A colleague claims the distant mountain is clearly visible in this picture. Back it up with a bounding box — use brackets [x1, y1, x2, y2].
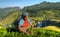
[23, 1, 60, 11]
[22, 1, 60, 19]
[0, 7, 21, 19]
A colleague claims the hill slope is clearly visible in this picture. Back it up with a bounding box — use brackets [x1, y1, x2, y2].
[0, 11, 21, 26]
[22, 1, 60, 19]
[0, 7, 21, 19]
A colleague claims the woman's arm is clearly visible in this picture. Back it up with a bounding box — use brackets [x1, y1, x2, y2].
[18, 25, 29, 35]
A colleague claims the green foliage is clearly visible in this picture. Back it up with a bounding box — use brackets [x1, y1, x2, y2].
[0, 28, 7, 37]
[0, 28, 60, 37]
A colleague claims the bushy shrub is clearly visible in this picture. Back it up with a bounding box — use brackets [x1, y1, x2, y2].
[0, 28, 7, 37]
[0, 28, 60, 37]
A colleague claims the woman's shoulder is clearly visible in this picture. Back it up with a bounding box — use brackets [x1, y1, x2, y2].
[19, 18, 24, 21]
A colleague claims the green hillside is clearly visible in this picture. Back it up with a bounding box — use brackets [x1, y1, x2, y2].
[0, 7, 21, 19]
[0, 10, 21, 27]
[22, 1, 60, 20]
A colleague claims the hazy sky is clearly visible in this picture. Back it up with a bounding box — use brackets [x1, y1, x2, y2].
[0, 0, 60, 8]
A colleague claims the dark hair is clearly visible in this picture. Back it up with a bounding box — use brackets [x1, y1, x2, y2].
[21, 12, 28, 20]
[21, 14, 26, 20]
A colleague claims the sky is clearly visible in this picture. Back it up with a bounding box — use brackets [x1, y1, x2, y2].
[0, 0, 60, 8]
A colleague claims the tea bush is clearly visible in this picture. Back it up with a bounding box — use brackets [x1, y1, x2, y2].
[0, 28, 60, 37]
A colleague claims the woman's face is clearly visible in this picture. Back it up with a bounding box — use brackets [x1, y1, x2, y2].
[25, 15, 28, 20]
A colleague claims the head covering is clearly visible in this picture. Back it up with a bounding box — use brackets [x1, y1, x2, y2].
[21, 12, 28, 17]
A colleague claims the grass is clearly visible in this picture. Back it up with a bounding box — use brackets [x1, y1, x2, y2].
[0, 28, 60, 37]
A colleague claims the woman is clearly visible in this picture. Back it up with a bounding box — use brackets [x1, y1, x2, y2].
[18, 13, 33, 35]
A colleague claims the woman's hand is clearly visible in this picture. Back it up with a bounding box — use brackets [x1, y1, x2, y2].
[30, 25, 34, 35]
